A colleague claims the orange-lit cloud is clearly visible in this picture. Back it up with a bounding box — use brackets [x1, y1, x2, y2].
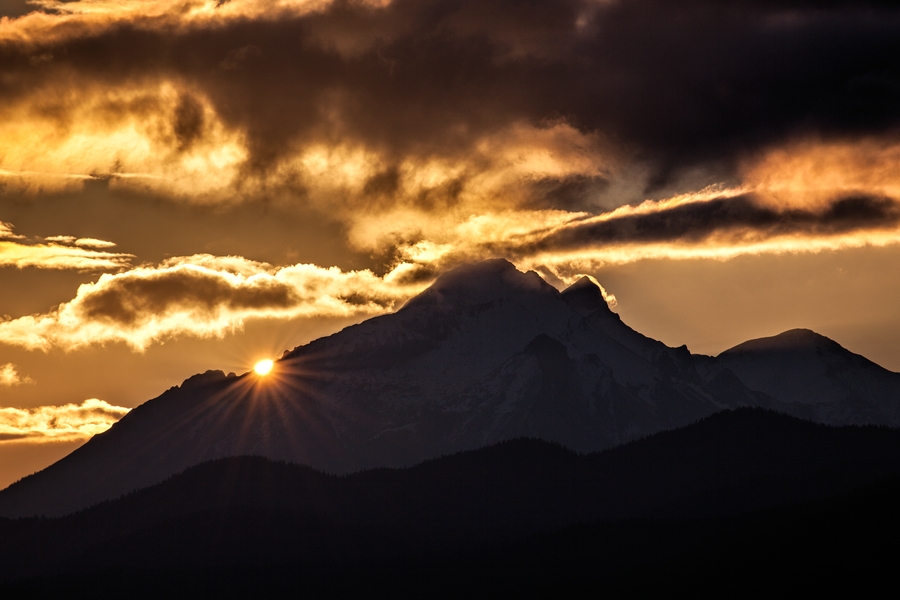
[0, 254, 426, 350]
[1, 0, 896, 222]
[743, 137, 900, 210]
[0, 0, 346, 47]
[0, 75, 609, 206]
[0, 363, 33, 386]
[0, 0, 899, 354]
[0, 0, 896, 204]
[370, 181, 900, 285]
[3, 182, 899, 352]
[0, 83, 248, 201]
[44, 236, 119, 248]
[0, 222, 24, 240]
[0, 222, 131, 270]
[0, 399, 130, 442]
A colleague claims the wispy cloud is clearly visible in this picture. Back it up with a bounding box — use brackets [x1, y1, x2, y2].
[44, 236, 118, 249]
[0, 222, 24, 240]
[0, 399, 130, 442]
[0, 222, 131, 270]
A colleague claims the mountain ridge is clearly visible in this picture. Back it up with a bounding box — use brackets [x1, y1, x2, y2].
[2, 408, 900, 586]
[0, 259, 898, 518]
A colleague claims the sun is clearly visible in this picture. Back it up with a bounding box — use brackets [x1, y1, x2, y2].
[253, 359, 274, 376]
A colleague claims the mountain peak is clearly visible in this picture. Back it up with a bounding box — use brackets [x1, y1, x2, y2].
[561, 276, 613, 316]
[180, 370, 228, 390]
[721, 328, 842, 356]
[431, 257, 519, 284]
[400, 258, 555, 311]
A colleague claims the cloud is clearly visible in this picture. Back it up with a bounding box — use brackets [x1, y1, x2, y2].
[0, 222, 131, 270]
[45, 236, 117, 248]
[3, 176, 900, 352]
[0, 399, 130, 442]
[0, 254, 426, 350]
[73, 238, 117, 248]
[0, 0, 899, 351]
[0, 0, 897, 207]
[0, 222, 24, 240]
[0, 0, 895, 281]
[0, 84, 249, 201]
[532, 193, 900, 251]
[399, 191, 900, 280]
[0, 0, 897, 284]
[0, 363, 33, 386]
[742, 137, 900, 210]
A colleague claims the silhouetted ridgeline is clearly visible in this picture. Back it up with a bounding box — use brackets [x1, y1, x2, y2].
[1, 408, 900, 596]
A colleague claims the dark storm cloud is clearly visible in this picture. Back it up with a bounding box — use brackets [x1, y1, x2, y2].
[3, 0, 899, 191]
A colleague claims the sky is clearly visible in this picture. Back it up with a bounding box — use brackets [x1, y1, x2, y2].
[1, 0, 900, 488]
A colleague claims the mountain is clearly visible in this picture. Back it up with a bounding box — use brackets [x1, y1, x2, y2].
[0, 259, 898, 518]
[2, 409, 900, 589]
[0, 259, 749, 517]
[718, 328, 900, 426]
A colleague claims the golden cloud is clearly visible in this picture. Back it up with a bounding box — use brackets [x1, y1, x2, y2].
[0, 83, 248, 201]
[743, 137, 900, 210]
[3, 181, 898, 353]
[0, 399, 130, 443]
[0, 222, 24, 240]
[374, 183, 900, 288]
[1, 0, 349, 45]
[0, 0, 896, 220]
[0, 222, 131, 270]
[0, 363, 33, 386]
[45, 236, 118, 249]
[0, 73, 610, 209]
[1, 0, 899, 352]
[351, 136, 900, 282]
[0, 240, 131, 270]
[0, 254, 426, 351]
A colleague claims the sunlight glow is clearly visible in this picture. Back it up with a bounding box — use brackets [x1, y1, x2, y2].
[254, 359, 274, 376]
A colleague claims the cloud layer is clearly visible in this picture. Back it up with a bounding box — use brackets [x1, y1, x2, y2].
[0, 399, 130, 442]
[0, 254, 426, 350]
[0, 221, 131, 270]
[1, 0, 898, 205]
[4, 182, 900, 353]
